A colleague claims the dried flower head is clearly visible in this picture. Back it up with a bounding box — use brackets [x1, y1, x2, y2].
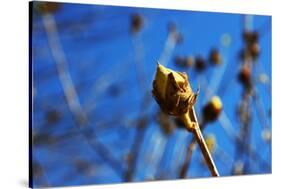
[131, 13, 144, 33]
[35, 2, 61, 14]
[203, 96, 223, 122]
[248, 42, 260, 60]
[243, 30, 259, 45]
[238, 65, 252, 89]
[209, 48, 222, 65]
[152, 63, 199, 116]
[174, 55, 193, 68]
[194, 56, 207, 72]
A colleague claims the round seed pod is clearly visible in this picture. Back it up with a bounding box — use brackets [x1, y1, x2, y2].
[202, 96, 223, 123]
[243, 30, 259, 45]
[248, 42, 260, 60]
[131, 13, 144, 33]
[209, 48, 222, 65]
[46, 110, 61, 124]
[174, 56, 193, 69]
[194, 56, 206, 72]
[35, 2, 61, 14]
[238, 65, 252, 89]
[185, 56, 194, 68]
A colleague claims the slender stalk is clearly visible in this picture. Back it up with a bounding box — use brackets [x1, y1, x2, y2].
[181, 107, 219, 177]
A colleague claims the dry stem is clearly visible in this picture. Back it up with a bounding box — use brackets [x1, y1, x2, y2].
[181, 107, 219, 177]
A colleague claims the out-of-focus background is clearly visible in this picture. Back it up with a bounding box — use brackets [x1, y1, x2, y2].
[30, 1, 272, 188]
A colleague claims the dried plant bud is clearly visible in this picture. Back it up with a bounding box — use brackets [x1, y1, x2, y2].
[131, 13, 144, 33]
[243, 30, 259, 45]
[205, 134, 217, 153]
[238, 65, 252, 89]
[209, 48, 222, 65]
[174, 55, 193, 68]
[194, 56, 207, 72]
[35, 2, 61, 14]
[46, 110, 61, 124]
[203, 96, 223, 123]
[248, 42, 260, 60]
[152, 63, 199, 116]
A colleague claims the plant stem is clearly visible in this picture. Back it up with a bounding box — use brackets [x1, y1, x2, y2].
[181, 107, 219, 177]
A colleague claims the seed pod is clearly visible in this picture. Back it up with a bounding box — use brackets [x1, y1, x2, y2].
[35, 2, 61, 14]
[46, 110, 61, 124]
[209, 48, 222, 65]
[194, 56, 206, 72]
[238, 65, 252, 89]
[243, 30, 259, 45]
[248, 42, 260, 60]
[152, 63, 199, 116]
[202, 96, 223, 123]
[131, 13, 144, 33]
[174, 55, 193, 68]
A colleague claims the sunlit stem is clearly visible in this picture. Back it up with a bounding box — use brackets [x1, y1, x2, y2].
[181, 107, 219, 177]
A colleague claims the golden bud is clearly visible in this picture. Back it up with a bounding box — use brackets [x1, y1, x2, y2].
[152, 63, 199, 116]
[203, 96, 223, 122]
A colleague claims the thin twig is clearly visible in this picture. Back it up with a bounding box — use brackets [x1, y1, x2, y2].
[42, 13, 124, 176]
[182, 107, 219, 176]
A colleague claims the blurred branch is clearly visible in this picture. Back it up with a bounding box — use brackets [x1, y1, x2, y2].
[42, 13, 124, 177]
